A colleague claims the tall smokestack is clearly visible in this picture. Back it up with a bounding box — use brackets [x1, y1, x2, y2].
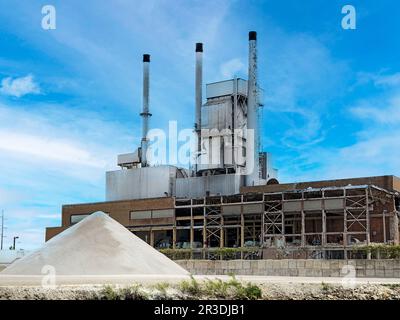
[195, 43, 203, 171]
[140, 54, 152, 167]
[245, 31, 260, 186]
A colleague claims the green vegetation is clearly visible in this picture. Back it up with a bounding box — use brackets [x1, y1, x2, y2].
[99, 284, 148, 300]
[321, 282, 333, 292]
[159, 247, 260, 260]
[354, 244, 400, 259]
[178, 276, 262, 300]
[152, 282, 171, 300]
[179, 276, 202, 296]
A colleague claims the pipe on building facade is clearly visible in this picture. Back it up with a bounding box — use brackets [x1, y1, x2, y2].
[140, 54, 152, 167]
[245, 31, 260, 186]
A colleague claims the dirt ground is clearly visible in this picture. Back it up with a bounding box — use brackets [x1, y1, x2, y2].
[0, 275, 399, 300]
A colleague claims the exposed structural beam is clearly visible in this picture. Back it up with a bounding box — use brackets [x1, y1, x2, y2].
[195, 43, 203, 173]
[140, 54, 152, 167]
[245, 31, 260, 186]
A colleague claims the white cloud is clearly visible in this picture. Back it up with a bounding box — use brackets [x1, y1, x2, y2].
[350, 94, 400, 124]
[0, 74, 40, 97]
[220, 58, 246, 79]
[37, 214, 60, 219]
[355, 71, 400, 88]
[374, 73, 400, 87]
[261, 31, 349, 152]
[0, 188, 24, 205]
[0, 131, 105, 168]
[0, 102, 136, 250]
[278, 89, 400, 182]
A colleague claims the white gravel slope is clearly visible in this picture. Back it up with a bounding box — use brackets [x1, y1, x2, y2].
[1, 212, 188, 276]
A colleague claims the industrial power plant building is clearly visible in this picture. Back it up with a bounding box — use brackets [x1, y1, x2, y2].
[46, 32, 400, 259]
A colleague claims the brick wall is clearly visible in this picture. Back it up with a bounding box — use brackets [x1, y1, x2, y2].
[45, 197, 174, 241]
[176, 259, 400, 278]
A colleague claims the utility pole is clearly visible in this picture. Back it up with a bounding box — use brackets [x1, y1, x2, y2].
[0, 210, 4, 250]
[13, 236, 19, 250]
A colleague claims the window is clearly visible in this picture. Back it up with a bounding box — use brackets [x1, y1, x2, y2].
[130, 211, 151, 220]
[70, 214, 90, 225]
[70, 212, 109, 225]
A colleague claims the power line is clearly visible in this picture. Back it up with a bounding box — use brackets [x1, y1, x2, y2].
[0, 210, 4, 250]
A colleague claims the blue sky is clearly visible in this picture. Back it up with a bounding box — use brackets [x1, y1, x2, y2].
[0, 0, 399, 249]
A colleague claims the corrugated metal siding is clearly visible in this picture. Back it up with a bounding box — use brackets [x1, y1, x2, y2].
[106, 166, 177, 201]
[176, 174, 244, 198]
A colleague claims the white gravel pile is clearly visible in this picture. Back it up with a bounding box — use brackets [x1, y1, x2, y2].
[1, 211, 188, 276]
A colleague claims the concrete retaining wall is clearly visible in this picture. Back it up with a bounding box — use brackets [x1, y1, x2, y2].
[176, 259, 400, 278]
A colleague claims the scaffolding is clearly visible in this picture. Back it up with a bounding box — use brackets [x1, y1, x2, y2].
[262, 185, 399, 258]
[127, 184, 399, 259]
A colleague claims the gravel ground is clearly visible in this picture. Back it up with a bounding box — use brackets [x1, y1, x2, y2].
[0, 280, 399, 300]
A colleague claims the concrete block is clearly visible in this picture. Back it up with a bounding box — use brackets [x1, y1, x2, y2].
[234, 269, 242, 275]
[187, 260, 194, 269]
[322, 269, 333, 277]
[338, 260, 348, 269]
[265, 259, 273, 269]
[281, 269, 289, 276]
[393, 270, 400, 278]
[257, 260, 266, 269]
[356, 269, 366, 277]
[272, 260, 281, 269]
[313, 260, 322, 269]
[329, 271, 340, 277]
[235, 260, 243, 269]
[375, 269, 385, 277]
[257, 267, 267, 276]
[280, 260, 289, 268]
[288, 260, 297, 269]
[305, 260, 314, 268]
[305, 268, 315, 277]
[366, 260, 375, 269]
[268, 269, 276, 276]
[298, 268, 306, 277]
[321, 261, 330, 270]
[250, 268, 258, 276]
[296, 259, 306, 268]
[385, 269, 394, 277]
[288, 269, 299, 276]
[314, 269, 323, 277]
[273, 269, 282, 276]
[243, 268, 251, 275]
[356, 259, 366, 267]
[220, 260, 228, 269]
[208, 261, 216, 270]
[330, 260, 339, 269]
[386, 260, 395, 269]
[243, 260, 250, 269]
[366, 269, 375, 277]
